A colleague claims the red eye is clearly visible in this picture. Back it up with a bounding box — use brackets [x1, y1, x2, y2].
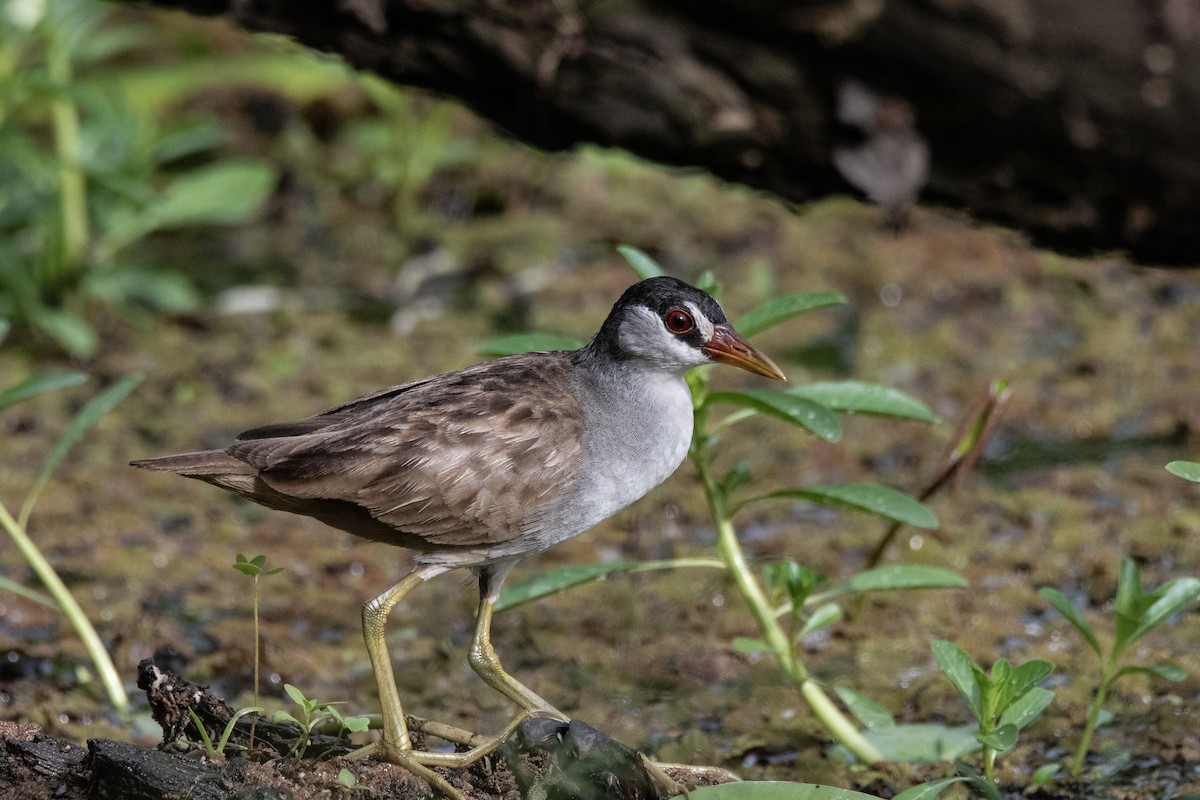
[665, 308, 694, 333]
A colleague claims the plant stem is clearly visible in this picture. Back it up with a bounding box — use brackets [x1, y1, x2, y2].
[1069, 652, 1116, 777]
[249, 576, 261, 752]
[47, 25, 88, 283]
[693, 442, 882, 763]
[0, 501, 128, 711]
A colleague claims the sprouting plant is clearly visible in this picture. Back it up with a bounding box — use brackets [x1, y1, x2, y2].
[1040, 558, 1200, 777]
[336, 767, 357, 791]
[186, 705, 263, 759]
[232, 553, 283, 752]
[0, 322, 138, 712]
[272, 683, 371, 759]
[489, 247, 963, 764]
[930, 640, 1054, 784]
[1166, 460, 1200, 483]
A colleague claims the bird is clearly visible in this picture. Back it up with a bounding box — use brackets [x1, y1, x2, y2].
[132, 276, 785, 795]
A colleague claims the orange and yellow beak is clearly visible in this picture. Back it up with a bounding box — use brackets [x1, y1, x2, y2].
[704, 324, 786, 381]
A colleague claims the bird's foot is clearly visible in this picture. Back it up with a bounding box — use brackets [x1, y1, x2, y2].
[348, 740, 468, 800]
[645, 759, 742, 798]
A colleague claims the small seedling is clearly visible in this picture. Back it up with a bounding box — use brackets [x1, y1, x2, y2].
[337, 767, 357, 790]
[186, 705, 263, 759]
[273, 683, 370, 759]
[1040, 558, 1200, 777]
[232, 553, 283, 751]
[930, 640, 1055, 784]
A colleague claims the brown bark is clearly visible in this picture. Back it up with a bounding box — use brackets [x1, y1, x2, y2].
[132, 0, 1200, 265]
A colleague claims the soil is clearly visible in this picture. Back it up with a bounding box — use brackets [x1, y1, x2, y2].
[2, 8, 1200, 799]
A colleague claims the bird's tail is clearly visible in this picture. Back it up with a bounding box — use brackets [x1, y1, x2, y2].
[130, 450, 254, 478]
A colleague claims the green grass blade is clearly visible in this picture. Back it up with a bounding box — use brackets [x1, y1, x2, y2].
[787, 381, 938, 423]
[0, 575, 59, 609]
[734, 292, 846, 338]
[476, 334, 582, 357]
[19, 374, 142, 528]
[0, 501, 129, 711]
[1115, 663, 1187, 682]
[752, 485, 938, 529]
[1166, 460, 1200, 482]
[617, 245, 666, 279]
[1038, 587, 1101, 656]
[0, 372, 88, 412]
[708, 390, 842, 442]
[495, 558, 725, 612]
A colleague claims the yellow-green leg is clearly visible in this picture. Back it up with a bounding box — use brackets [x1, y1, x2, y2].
[468, 565, 566, 718]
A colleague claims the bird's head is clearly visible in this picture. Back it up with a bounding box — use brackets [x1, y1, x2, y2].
[593, 276, 786, 380]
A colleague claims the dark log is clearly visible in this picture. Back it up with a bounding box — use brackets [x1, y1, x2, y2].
[128, 0, 1200, 264]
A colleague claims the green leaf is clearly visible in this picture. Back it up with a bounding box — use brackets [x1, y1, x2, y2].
[863, 723, 979, 763]
[153, 159, 276, 229]
[754, 485, 938, 529]
[817, 565, 965, 601]
[337, 768, 357, 788]
[998, 686, 1054, 731]
[1038, 587, 1101, 656]
[975, 723, 1018, 753]
[283, 683, 309, 707]
[1166, 461, 1200, 482]
[798, 602, 842, 637]
[892, 777, 974, 800]
[734, 292, 846, 338]
[1031, 763, 1060, 786]
[690, 782, 886, 800]
[932, 640, 984, 721]
[19, 375, 142, 526]
[495, 558, 724, 612]
[1115, 662, 1188, 682]
[1124, 576, 1200, 646]
[732, 637, 773, 654]
[1004, 660, 1053, 705]
[29, 307, 98, 358]
[476, 334, 582, 357]
[788, 381, 938, 423]
[0, 319, 9, 344]
[0, 372, 88, 412]
[833, 686, 895, 731]
[617, 245, 666, 279]
[708, 389, 842, 441]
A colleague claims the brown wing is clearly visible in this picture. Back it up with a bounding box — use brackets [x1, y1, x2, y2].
[225, 353, 583, 549]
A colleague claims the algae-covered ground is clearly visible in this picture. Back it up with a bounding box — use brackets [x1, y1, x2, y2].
[2, 9, 1200, 799]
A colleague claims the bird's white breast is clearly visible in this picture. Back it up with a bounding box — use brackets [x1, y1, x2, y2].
[521, 364, 693, 552]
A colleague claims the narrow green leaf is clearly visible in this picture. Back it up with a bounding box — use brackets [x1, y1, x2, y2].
[617, 245, 666, 279]
[998, 686, 1054, 731]
[495, 558, 725, 612]
[30, 307, 98, 358]
[708, 389, 842, 441]
[833, 686, 895, 731]
[732, 637, 773, 654]
[975, 724, 1018, 753]
[0, 319, 9, 344]
[283, 683, 309, 707]
[892, 777, 973, 800]
[798, 602, 842, 638]
[19, 375, 142, 526]
[0, 372, 88, 412]
[788, 381, 938, 423]
[153, 159, 276, 228]
[932, 640, 984, 721]
[1038, 587, 1102, 656]
[734, 292, 846, 338]
[690, 782, 886, 800]
[1166, 461, 1200, 482]
[755, 485, 937, 529]
[1114, 559, 1143, 630]
[0, 575, 59, 609]
[1125, 576, 1200, 646]
[817, 565, 965, 602]
[476, 334, 582, 357]
[1031, 763, 1060, 786]
[1114, 663, 1187, 682]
